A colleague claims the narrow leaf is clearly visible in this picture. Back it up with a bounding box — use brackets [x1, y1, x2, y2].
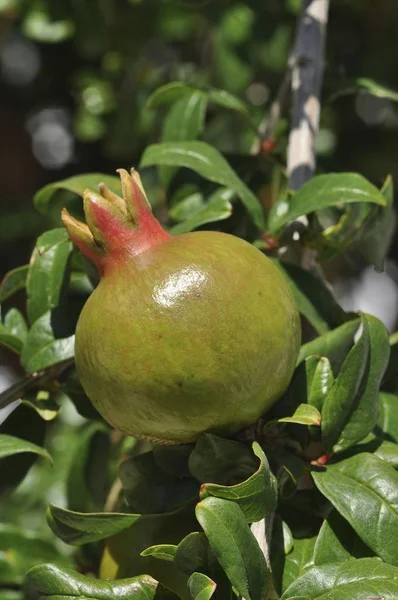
[140, 141, 265, 229]
[269, 173, 386, 234]
[199, 442, 277, 522]
[278, 403, 321, 426]
[188, 573, 216, 600]
[313, 453, 398, 566]
[26, 564, 179, 600]
[0, 265, 29, 302]
[196, 497, 268, 600]
[0, 434, 52, 463]
[34, 173, 121, 214]
[46, 505, 141, 545]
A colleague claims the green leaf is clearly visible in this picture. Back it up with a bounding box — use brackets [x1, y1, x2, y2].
[175, 532, 214, 576]
[268, 173, 387, 234]
[188, 573, 216, 600]
[322, 314, 390, 452]
[337, 314, 390, 451]
[332, 77, 398, 102]
[199, 442, 277, 522]
[140, 141, 265, 229]
[120, 451, 199, 514]
[46, 505, 141, 545]
[26, 564, 179, 600]
[278, 403, 321, 426]
[321, 314, 370, 451]
[170, 188, 233, 235]
[20, 311, 75, 373]
[280, 558, 398, 600]
[208, 89, 251, 118]
[146, 82, 199, 109]
[196, 497, 268, 600]
[274, 261, 347, 334]
[22, 391, 60, 422]
[312, 453, 398, 566]
[0, 325, 23, 354]
[313, 509, 374, 566]
[0, 434, 52, 463]
[27, 229, 72, 324]
[276, 537, 316, 595]
[306, 356, 334, 411]
[298, 318, 360, 373]
[4, 308, 28, 343]
[34, 173, 121, 214]
[377, 393, 398, 441]
[355, 175, 396, 270]
[152, 444, 193, 478]
[0, 265, 28, 302]
[159, 91, 208, 188]
[141, 545, 177, 562]
[189, 434, 258, 486]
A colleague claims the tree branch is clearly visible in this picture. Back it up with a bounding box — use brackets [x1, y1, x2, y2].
[287, 0, 330, 190]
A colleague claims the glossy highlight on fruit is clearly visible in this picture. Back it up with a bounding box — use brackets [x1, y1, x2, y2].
[62, 169, 301, 444]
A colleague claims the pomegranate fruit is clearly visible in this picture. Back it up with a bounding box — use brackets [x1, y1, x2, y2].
[62, 169, 300, 444]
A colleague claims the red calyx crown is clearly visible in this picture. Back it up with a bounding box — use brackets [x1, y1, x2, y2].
[61, 169, 170, 276]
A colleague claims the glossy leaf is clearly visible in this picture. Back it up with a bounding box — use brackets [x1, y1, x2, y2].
[0, 325, 23, 354]
[189, 434, 258, 486]
[46, 505, 141, 545]
[34, 173, 121, 214]
[4, 308, 28, 344]
[274, 261, 347, 334]
[0, 265, 29, 302]
[199, 442, 277, 522]
[188, 573, 216, 600]
[298, 318, 360, 373]
[27, 228, 72, 324]
[174, 532, 214, 576]
[306, 356, 334, 411]
[159, 91, 208, 187]
[281, 557, 398, 600]
[196, 497, 268, 600]
[170, 188, 233, 235]
[322, 314, 390, 452]
[278, 403, 321, 426]
[20, 311, 75, 373]
[313, 453, 398, 565]
[377, 392, 398, 441]
[276, 537, 316, 595]
[140, 141, 265, 229]
[141, 545, 177, 562]
[26, 564, 179, 600]
[314, 509, 373, 566]
[208, 88, 251, 118]
[321, 314, 370, 451]
[0, 434, 52, 463]
[268, 173, 386, 234]
[146, 82, 199, 109]
[356, 174, 395, 270]
[333, 76, 398, 102]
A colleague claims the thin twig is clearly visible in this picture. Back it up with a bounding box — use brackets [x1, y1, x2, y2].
[287, 0, 330, 190]
[0, 358, 74, 411]
[251, 70, 292, 156]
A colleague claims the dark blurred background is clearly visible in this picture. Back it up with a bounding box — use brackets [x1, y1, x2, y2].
[1, 0, 398, 331]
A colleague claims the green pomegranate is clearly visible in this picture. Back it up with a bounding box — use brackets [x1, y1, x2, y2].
[62, 169, 300, 444]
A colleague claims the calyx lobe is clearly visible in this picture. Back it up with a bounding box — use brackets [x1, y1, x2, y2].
[62, 168, 170, 275]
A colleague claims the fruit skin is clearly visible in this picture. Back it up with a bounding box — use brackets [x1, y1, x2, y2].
[62, 169, 301, 444]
